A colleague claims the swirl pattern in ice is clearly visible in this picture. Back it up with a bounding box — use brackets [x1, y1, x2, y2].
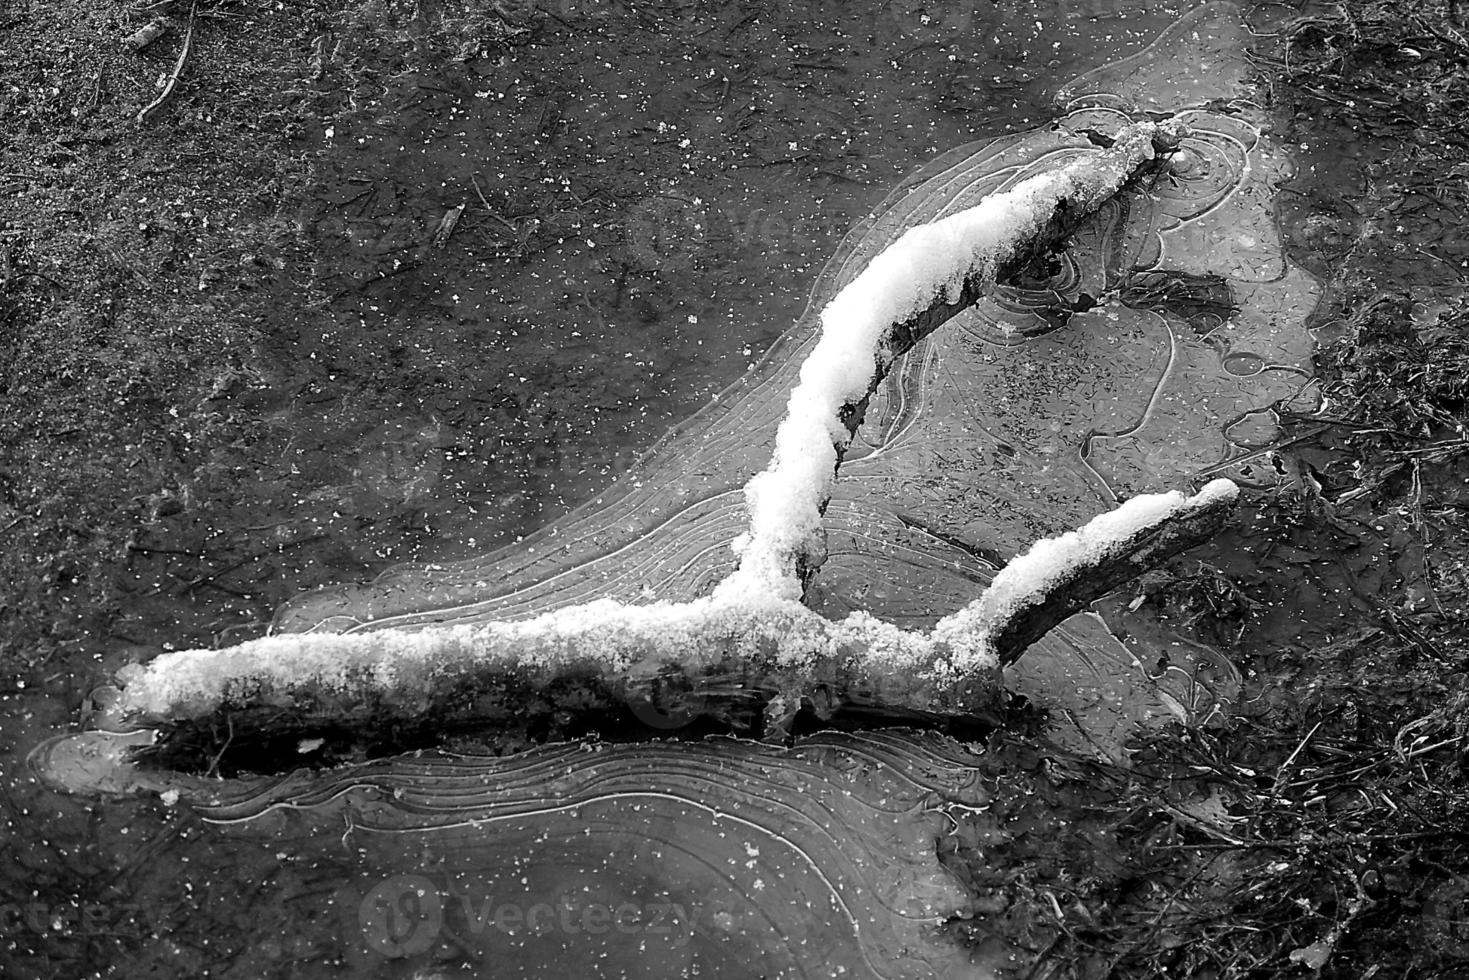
[193, 732, 998, 978]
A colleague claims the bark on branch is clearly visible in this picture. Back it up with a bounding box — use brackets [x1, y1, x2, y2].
[987, 496, 1233, 664]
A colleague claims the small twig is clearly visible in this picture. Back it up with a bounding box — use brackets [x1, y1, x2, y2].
[128, 0, 179, 17]
[1193, 424, 1337, 477]
[1406, 733, 1466, 759]
[470, 174, 519, 234]
[1272, 720, 1324, 800]
[340, 811, 357, 852]
[205, 714, 234, 779]
[137, 1, 196, 124]
[1395, 716, 1465, 761]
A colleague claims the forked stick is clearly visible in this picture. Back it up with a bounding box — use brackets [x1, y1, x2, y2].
[86, 120, 1234, 768]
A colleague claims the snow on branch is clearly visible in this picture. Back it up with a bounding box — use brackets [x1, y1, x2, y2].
[931, 478, 1240, 672]
[718, 119, 1186, 601]
[95, 119, 1233, 760]
[106, 482, 1237, 745]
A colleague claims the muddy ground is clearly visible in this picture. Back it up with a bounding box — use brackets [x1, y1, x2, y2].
[1, 0, 1467, 978]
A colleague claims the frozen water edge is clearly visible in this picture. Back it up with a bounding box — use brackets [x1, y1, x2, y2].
[107, 119, 1239, 730]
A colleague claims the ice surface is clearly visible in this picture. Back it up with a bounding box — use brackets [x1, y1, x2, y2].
[1054, 1, 1253, 113]
[197, 733, 1000, 978]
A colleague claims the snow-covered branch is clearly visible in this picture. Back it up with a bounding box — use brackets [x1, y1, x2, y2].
[107, 481, 1236, 753]
[718, 120, 1184, 601]
[94, 118, 1232, 765]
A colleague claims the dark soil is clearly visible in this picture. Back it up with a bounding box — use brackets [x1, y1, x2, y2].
[1, 0, 1467, 978]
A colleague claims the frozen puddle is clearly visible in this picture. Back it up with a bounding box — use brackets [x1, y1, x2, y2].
[33, 4, 1322, 978]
